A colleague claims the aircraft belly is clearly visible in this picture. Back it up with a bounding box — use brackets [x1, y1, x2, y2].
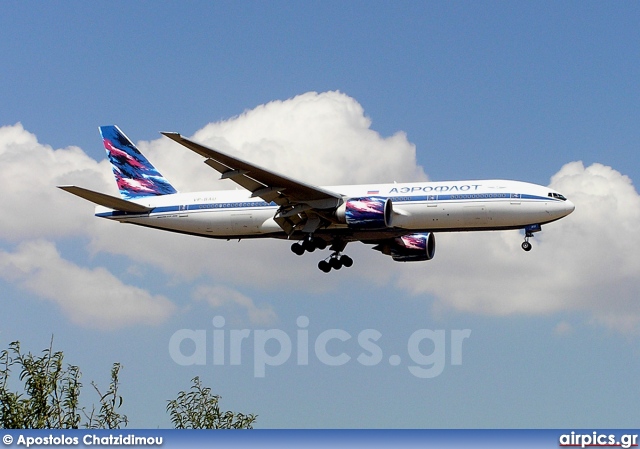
[211, 208, 273, 236]
[229, 213, 260, 234]
[122, 209, 271, 237]
[463, 205, 490, 226]
[121, 214, 206, 234]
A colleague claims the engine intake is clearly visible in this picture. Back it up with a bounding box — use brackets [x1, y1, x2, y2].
[336, 197, 393, 229]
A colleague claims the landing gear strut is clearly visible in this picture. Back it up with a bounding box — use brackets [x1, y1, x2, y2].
[521, 224, 541, 252]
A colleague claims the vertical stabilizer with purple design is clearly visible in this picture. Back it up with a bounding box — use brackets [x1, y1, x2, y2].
[100, 125, 177, 200]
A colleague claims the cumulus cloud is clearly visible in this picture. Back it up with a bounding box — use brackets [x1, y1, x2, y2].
[1, 92, 639, 335]
[395, 161, 640, 334]
[192, 284, 277, 325]
[0, 240, 176, 329]
[0, 123, 177, 329]
[0, 92, 425, 327]
[0, 123, 114, 241]
[138, 91, 427, 192]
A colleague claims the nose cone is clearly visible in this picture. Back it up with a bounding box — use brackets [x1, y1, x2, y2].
[563, 199, 576, 216]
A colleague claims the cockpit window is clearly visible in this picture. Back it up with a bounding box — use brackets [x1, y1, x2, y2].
[548, 192, 567, 201]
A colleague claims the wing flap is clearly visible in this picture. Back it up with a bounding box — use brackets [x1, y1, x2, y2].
[203, 159, 265, 193]
[58, 185, 152, 213]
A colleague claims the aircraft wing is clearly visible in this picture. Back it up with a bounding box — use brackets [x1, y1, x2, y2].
[162, 132, 344, 234]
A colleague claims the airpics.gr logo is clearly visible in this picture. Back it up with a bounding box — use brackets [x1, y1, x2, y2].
[168, 316, 471, 378]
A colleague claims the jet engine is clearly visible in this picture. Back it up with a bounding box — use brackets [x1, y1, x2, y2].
[335, 197, 393, 229]
[374, 233, 436, 262]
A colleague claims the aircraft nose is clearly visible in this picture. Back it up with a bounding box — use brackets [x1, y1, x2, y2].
[564, 199, 576, 215]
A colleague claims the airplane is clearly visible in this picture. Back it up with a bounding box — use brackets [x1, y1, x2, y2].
[59, 125, 575, 272]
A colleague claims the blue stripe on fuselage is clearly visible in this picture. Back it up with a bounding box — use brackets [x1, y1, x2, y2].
[95, 194, 560, 218]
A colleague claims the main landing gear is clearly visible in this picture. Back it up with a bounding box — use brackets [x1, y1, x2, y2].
[291, 235, 327, 255]
[291, 236, 353, 272]
[318, 253, 353, 273]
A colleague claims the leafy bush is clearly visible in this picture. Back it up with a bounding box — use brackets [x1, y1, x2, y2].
[0, 340, 254, 429]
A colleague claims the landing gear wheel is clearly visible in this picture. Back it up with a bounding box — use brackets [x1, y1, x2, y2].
[340, 255, 353, 267]
[291, 242, 305, 255]
[293, 236, 326, 255]
[315, 238, 351, 272]
[521, 241, 532, 252]
[303, 237, 316, 252]
[318, 260, 331, 273]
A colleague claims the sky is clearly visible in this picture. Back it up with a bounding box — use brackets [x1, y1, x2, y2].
[0, 1, 639, 429]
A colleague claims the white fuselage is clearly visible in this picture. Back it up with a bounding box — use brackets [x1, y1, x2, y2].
[95, 179, 575, 239]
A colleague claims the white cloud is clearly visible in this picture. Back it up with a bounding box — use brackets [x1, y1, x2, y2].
[394, 161, 640, 333]
[192, 284, 277, 325]
[0, 124, 176, 329]
[0, 123, 114, 241]
[0, 240, 175, 329]
[2, 93, 639, 334]
[138, 91, 427, 192]
[1, 92, 425, 328]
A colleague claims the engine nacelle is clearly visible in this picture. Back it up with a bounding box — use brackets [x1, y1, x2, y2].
[389, 233, 436, 262]
[336, 197, 393, 229]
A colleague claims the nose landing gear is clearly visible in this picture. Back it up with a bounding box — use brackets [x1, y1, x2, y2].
[521, 224, 541, 252]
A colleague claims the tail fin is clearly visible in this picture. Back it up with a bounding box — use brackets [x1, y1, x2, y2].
[99, 125, 177, 200]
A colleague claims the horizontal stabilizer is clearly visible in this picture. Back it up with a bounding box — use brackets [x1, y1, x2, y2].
[58, 185, 153, 213]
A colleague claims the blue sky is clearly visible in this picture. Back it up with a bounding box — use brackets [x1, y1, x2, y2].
[1, 2, 639, 428]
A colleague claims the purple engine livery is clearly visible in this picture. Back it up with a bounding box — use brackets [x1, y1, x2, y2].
[391, 233, 436, 261]
[339, 196, 392, 229]
[372, 232, 436, 262]
[100, 125, 177, 200]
